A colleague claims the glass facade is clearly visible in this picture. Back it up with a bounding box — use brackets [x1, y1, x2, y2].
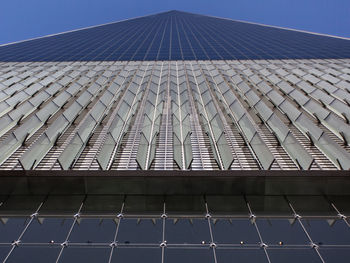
[0, 11, 350, 62]
[0, 194, 349, 262]
[0, 10, 350, 263]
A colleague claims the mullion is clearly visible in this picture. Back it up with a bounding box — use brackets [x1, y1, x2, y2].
[156, 16, 170, 61]
[161, 201, 166, 263]
[330, 202, 350, 227]
[2, 197, 46, 263]
[55, 195, 86, 263]
[245, 198, 272, 263]
[285, 196, 326, 263]
[107, 197, 125, 263]
[205, 196, 218, 263]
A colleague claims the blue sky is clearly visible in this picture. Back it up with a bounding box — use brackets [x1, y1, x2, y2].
[1, 0, 349, 45]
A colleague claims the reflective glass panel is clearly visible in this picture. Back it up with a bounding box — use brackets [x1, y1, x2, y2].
[39, 196, 84, 215]
[0, 218, 29, 243]
[319, 248, 350, 263]
[81, 195, 123, 215]
[256, 218, 309, 245]
[216, 248, 269, 263]
[117, 219, 162, 245]
[111, 248, 161, 263]
[288, 196, 336, 216]
[0, 245, 11, 262]
[302, 219, 350, 245]
[165, 248, 214, 263]
[165, 218, 210, 245]
[124, 196, 163, 215]
[0, 196, 44, 215]
[166, 196, 205, 215]
[206, 196, 247, 215]
[21, 218, 73, 244]
[329, 196, 350, 216]
[6, 246, 60, 263]
[211, 219, 260, 245]
[247, 196, 292, 216]
[267, 248, 322, 263]
[59, 247, 110, 263]
[69, 219, 116, 244]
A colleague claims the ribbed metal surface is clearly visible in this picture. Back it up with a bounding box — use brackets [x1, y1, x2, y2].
[0, 59, 349, 171]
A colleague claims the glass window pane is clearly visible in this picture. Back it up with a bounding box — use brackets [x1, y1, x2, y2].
[211, 219, 260, 245]
[124, 196, 163, 215]
[267, 248, 321, 263]
[0, 218, 29, 243]
[59, 247, 110, 262]
[256, 218, 309, 245]
[0, 245, 11, 262]
[0, 196, 44, 215]
[319, 248, 350, 263]
[247, 196, 292, 216]
[216, 248, 269, 263]
[39, 196, 84, 215]
[329, 196, 350, 216]
[165, 218, 210, 245]
[117, 219, 162, 245]
[111, 248, 161, 263]
[6, 246, 60, 263]
[69, 219, 116, 244]
[206, 196, 247, 215]
[302, 219, 350, 245]
[165, 248, 214, 263]
[288, 196, 336, 216]
[21, 218, 73, 244]
[81, 195, 123, 215]
[165, 196, 205, 215]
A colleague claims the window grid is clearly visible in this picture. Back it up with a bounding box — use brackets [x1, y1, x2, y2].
[0, 195, 350, 262]
[1, 11, 350, 62]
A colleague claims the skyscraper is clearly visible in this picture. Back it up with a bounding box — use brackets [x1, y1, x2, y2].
[0, 10, 349, 262]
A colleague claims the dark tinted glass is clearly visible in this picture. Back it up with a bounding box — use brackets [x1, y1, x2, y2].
[256, 218, 309, 245]
[111, 248, 161, 263]
[116, 219, 162, 244]
[6, 246, 60, 263]
[0, 218, 29, 243]
[216, 248, 269, 263]
[267, 248, 321, 263]
[21, 218, 73, 243]
[124, 195, 163, 214]
[59, 247, 110, 263]
[165, 248, 214, 263]
[211, 219, 260, 245]
[288, 196, 336, 216]
[69, 218, 116, 244]
[247, 196, 291, 215]
[165, 218, 210, 244]
[302, 219, 350, 245]
[81, 195, 123, 214]
[319, 248, 350, 263]
[39, 195, 84, 215]
[166, 195, 205, 214]
[206, 196, 247, 215]
[0, 245, 11, 262]
[0, 196, 44, 215]
[329, 196, 350, 216]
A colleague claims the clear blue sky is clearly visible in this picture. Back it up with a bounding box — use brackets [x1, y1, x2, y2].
[1, 0, 349, 45]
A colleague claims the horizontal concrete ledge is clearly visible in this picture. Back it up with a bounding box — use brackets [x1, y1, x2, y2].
[0, 170, 349, 195]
